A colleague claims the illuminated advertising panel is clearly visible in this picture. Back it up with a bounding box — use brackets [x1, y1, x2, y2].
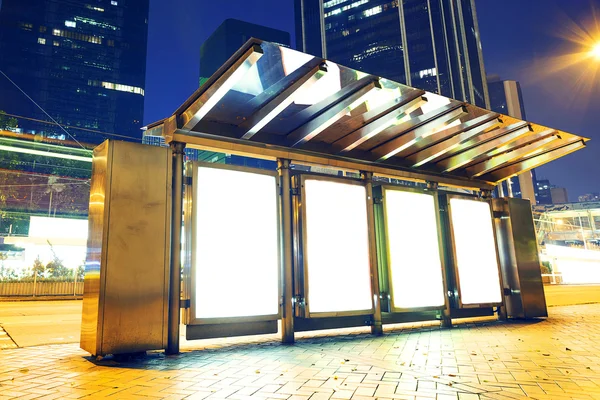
[449, 198, 502, 305]
[194, 166, 279, 319]
[384, 189, 445, 309]
[303, 179, 373, 314]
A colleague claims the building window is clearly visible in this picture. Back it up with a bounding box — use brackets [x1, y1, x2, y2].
[65, 21, 76, 28]
[111, 0, 118, 5]
[38, 38, 46, 45]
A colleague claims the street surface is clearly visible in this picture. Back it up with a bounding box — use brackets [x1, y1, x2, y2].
[0, 284, 598, 349]
[0, 300, 82, 348]
[2, 304, 600, 399]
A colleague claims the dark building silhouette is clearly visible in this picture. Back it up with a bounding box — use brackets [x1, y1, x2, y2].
[0, 0, 149, 143]
[294, 0, 489, 107]
[199, 19, 291, 83]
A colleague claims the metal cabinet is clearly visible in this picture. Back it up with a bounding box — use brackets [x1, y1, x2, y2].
[80, 140, 172, 356]
[493, 197, 547, 319]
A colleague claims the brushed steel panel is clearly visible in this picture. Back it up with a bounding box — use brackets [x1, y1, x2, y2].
[80, 141, 111, 356]
[101, 142, 171, 355]
[493, 198, 547, 319]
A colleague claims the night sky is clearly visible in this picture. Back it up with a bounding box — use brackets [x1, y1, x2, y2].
[144, 0, 600, 199]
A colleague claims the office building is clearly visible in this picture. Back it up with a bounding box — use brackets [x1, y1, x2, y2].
[0, 0, 149, 143]
[488, 75, 537, 202]
[200, 19, 291, 83]
[294, 0, 489, 107]
[550, 187, 569, 204]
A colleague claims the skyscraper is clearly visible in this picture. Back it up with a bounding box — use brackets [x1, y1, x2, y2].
[0, 0, 149, 143]
[294, 0, 489, 107]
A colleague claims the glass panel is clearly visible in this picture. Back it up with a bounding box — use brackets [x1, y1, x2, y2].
[194, 166, 279, 319]
[449, 198, 502, 305]
[384, 189, 445, 309]
[304, 179, 373, 313]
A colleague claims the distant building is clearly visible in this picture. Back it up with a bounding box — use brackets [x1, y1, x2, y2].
[488, 75, 537, 203]
[199, 19, 291, 83]
[579, 193, 600, 203]
[0, 0, 150, 143]
[551, 187, 569, 204]
[294, 0, 490, 107]
[536, 179, 553, 205]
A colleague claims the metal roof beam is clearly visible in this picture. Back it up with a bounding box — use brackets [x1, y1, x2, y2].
[466, 135, 560, 177]
[240, 59, 327, 139]
[436, 124, 532, 172]
[179, 44, 263, 132]
[397, 112, 500, 159]
[332, 90, 427, 153]
[369, 104, 467, 161]
[407, 116, 502, 167]
[287, 76, 381, 147]
[479, 140, 586, 183]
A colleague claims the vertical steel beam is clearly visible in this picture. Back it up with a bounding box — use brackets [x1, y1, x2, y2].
[278, 159, 295, 344]
[363, 171, 383, 336]
[167, 142, 185, 355]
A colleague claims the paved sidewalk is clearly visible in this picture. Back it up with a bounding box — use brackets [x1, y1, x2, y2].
[1, 305, 600, 399]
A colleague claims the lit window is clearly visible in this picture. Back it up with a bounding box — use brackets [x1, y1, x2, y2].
[53, 29, 61, 36]
[38, 38, 46, 45]
[53, 41, 60, 47]
[419, 68, 437, 79]
[101, 81, 145, 96]
[363, 5, 382, 17]
[111, 0, 118, 5]
[65, 21, 76, 28]
[325, 0, 369, 18]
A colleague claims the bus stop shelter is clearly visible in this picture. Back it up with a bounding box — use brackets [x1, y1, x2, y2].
[80, 39, 589, 357]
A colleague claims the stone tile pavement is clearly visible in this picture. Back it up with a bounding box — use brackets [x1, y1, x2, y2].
[2, 304, 600, 399]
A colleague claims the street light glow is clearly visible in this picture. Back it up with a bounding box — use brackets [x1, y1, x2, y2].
[593, 42, 600, 59]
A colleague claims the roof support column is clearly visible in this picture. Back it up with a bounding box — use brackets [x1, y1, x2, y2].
[278, 159, 295, 344]
[362, 171, 383, 336]
[167, 142, 185, 355]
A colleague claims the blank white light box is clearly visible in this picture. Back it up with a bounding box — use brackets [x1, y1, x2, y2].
[303, 179, 373, 314]
[449, 198, 502, 305]
[384, 189, 445, 309]
[194, 166, 279, 319]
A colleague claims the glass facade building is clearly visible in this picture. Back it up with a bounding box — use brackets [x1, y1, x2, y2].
[0, 0, 149, 143]
[294, 0, 489, 107]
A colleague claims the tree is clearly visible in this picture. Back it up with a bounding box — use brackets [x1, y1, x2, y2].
[0, 110, 17, 131]
[45, 241, 70, 278]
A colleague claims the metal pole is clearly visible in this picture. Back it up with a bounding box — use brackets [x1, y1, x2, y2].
[497, 182, 505, 197]
[362, 171, 383, 336]
[278, 159, 295, 344]
[167, 142, 185, 355]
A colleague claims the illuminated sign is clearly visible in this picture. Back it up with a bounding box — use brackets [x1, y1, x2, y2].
[303, 179, 373, 314]
[194, 166, 279, 319]
[449, 198, 502, 305]
[384, 189, 445, 309]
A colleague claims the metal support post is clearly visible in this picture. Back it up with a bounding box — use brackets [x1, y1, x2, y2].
[278, 159, 295, 344]
[167, 142, 185, 355]
[363, 171, 383, 335]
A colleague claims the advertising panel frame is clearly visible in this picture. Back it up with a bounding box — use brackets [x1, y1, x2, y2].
[186, 161, 282, 328]
[380, 185, 450, 314]
[293, 173, 375, 319]
[443, 192, 504, 309]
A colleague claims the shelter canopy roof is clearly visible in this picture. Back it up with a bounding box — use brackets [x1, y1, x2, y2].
[145, 39, 588, 188]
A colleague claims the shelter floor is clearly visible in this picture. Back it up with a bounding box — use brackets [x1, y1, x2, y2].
[1, 304, 600, 399]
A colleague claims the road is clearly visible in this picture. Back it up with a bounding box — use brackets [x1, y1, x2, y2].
[0, 300, 82, 347]
[0, 285, 599, 349]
